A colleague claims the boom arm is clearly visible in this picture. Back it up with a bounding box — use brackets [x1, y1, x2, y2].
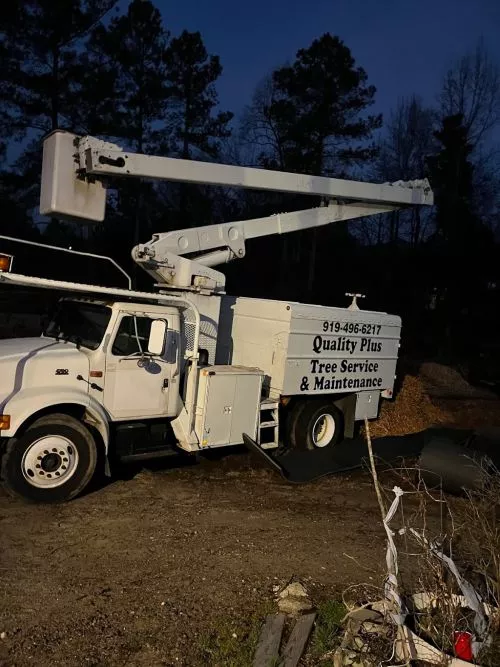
[132, 199, 412, 290]
[77, 133, 433, 205]
[40, 130, 434, 293]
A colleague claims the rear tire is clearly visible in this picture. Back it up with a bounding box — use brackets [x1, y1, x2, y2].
[286, 400, 344, 451]
[1, 413, 97, 503]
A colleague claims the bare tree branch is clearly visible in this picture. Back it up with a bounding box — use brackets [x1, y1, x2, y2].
[440, 39, 500, 148]
[374, 95, 436, 245]
[238, 73, 287, 168]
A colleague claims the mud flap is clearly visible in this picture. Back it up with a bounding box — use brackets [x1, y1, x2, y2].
[243, 428, 476, 485]
[242, 433, 395, 484]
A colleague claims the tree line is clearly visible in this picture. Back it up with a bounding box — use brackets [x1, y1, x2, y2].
[1, 0, 499, 363]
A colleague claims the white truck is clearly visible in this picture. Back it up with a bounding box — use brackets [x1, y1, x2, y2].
[0, 130, 433, 502]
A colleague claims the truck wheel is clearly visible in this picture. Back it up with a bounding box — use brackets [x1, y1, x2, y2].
[1, 413, 97, 503]
[287, 400, 344, 451]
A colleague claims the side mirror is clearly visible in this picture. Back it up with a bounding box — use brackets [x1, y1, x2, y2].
[147, 319, 167, 356]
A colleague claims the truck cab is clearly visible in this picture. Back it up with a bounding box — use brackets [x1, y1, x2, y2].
[0, 297, 182, 502]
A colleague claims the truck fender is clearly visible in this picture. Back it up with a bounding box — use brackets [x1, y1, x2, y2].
[82, 399, 112, 477]
[82, 399, 111, 451]
[3, 388, 111, 453]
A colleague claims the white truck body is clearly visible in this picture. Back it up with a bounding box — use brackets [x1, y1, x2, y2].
[0, 292, 398, 449]
[217, 296, 400, 408]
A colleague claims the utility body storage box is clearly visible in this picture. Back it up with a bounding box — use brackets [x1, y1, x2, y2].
[217, 297, 401, 410]
[194, 365, 263, 447]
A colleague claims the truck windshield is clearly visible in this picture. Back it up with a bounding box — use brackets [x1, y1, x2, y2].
[43, 301, 111, 351]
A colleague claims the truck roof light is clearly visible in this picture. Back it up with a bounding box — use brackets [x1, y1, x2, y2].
[0, 254, 13, 272]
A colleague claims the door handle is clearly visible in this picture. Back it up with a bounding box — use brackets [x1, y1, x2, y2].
[162, 378, 169, 389]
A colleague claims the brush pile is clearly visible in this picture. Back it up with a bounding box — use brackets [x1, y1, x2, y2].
[368, 374, 452, 438]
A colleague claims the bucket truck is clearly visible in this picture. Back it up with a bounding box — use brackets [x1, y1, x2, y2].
[0, 130, 433, 502]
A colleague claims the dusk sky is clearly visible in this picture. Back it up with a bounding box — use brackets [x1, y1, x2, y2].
[144, 0, 500, 128]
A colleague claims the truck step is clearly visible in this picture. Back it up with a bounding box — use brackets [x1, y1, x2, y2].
[260, 399, 279, 410]
[260, 420, 279, 429]
[258, 398, 280, 448]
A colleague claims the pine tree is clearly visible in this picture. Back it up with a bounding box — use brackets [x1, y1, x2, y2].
[427, 113, 495, 357]
[83, 0, 171, 275]
[245, 33, 381, 176]
[427, 114, 476, 247]
[162, 30, 233, 227]
[0, 0, 117, 139]
[164, 30, 232, 160]
[0, 0, 117, 241]
[241, 33, 381, 296]
[84, 0, 169, 151]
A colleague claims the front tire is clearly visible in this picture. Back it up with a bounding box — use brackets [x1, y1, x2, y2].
[1, 413, 97, 503]
[286, 400, 344, 451]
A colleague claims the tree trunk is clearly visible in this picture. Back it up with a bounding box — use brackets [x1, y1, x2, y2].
[131, 182, 143, 289]
[389, 211, 400, 244]
[49, 47, 60, 230]
[377, 216, 383, 244]
[278, 236, 289, 298]
[412, 207, 422, 246]
[51, 47, 59, 130]
[307, 229, 318, 297]
[179, 76, 193, 228]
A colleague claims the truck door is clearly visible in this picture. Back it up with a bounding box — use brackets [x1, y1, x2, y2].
[103, 311, 178, 420]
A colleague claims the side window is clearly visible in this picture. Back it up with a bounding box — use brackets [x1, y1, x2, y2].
[112, 315, 156, 357]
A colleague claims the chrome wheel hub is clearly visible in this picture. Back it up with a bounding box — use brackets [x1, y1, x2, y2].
[21, 435, 79, 488]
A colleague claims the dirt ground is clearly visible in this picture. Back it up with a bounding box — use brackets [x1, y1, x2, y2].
[0, 454, 399, 667]
[1, 375, 500, 666]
